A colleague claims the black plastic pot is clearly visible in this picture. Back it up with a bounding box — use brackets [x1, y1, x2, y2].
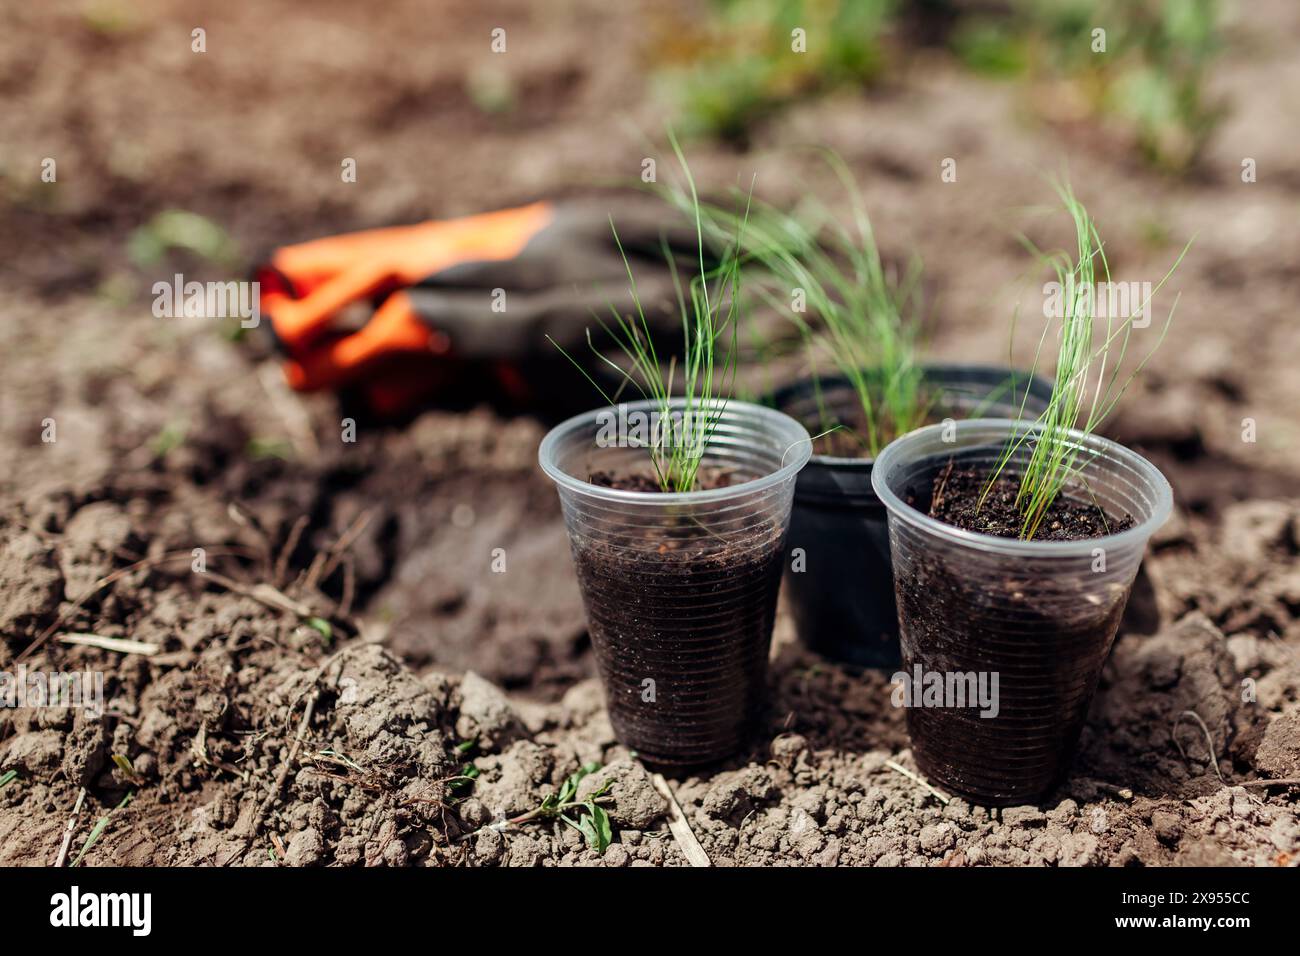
[772, 365, 1053, 669]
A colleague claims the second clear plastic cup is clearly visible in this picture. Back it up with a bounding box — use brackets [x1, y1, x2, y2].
[539, 398, 812, 767]
[871, 419, 1172, 805]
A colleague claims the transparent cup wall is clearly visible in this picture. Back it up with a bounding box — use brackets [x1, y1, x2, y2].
[541, 399, 811, 765]
[872, 419, 1172, 803]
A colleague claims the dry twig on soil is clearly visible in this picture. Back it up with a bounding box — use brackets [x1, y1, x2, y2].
[53, 787, 87, 868]
[885, 758, 951, 805]
[1173, 709, 1223, 782]
[1235, 778, 1300, 789]
[650, 772, 711, 867]
[274, 515, 310, 588]
[58, 633, 159, 655]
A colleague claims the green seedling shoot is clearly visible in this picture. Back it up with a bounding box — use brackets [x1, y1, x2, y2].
[71, 791, 134, 868]
[672, 152, 926, 457]
[442, 743, 480, 799]
[549, 131, 748, 493]
[111, 754, 145, 786]
[983, 180, 1192, 539]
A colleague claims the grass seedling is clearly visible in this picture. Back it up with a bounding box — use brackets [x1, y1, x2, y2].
[983, 181, 1192, 538]
[549, 131, 747, 493]
[670, 152, 926, 457]
[0, 769, 17, 791]
[447, 763, 480, 798]
[127, 209, 241, 269]
[657, 0, 896, 143]
[111, 754, 145, 786]
[150, 419, 188, 458]
[445, 742, 481, 799]
[71, 791, 134, 868]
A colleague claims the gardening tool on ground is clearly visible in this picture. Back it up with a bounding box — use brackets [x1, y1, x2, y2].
[255, 197, 703, 417]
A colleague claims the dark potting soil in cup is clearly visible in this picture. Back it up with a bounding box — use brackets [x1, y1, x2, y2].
[894, 463, 1135, 805]
[924, 466, 1135, 539]
[570, 471, 786, 768]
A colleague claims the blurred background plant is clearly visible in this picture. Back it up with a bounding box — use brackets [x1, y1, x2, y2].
[653, 0, 1226, 171]
[652, 0, 899, 144]
[1102, 0, 1223, 171]
[127, 209, 242, 271]
[951, 0, 1224, 171]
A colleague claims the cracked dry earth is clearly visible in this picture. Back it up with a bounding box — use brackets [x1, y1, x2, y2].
[0, 415, 1297, 866]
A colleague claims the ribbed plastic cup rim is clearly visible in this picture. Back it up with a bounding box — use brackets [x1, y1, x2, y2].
[538, 397, 813, 505]
[871, 417, 1173, 558]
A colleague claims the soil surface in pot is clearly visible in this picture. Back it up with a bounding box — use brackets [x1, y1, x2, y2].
[587, 468, 734, 493]
[923, 465, 1134, 541]
[570, 468, 784, 768]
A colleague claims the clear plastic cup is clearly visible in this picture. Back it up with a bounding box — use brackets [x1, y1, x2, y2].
[871, 418, 1172, 805]
[539, 398, 811, 767]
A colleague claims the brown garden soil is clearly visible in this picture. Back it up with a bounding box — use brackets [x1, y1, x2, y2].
[1, 0, 1298, 865]
[587, 468, 735, 493]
